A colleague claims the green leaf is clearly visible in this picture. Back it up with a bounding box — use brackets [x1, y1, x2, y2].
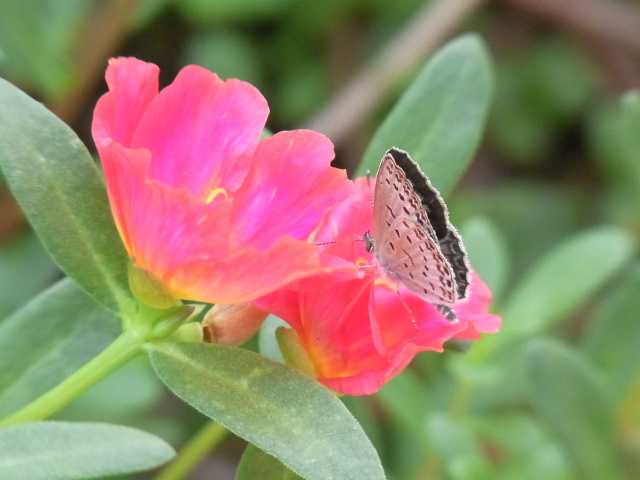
[360, 34, 494, 196]
[377, 370, 430, 438]
[0, 278, 120, 417]
[458, 216, 510, 301]
[474, 413, 571, 480]
[426, 412, 496, 479]
[0, 421, 174, 479]
[498, 226, 636, 344]
[237, 444, 303, 480]
[0, 231, 59, 318]
[149, 342, 386, 480]
[455, 181, 584, 281]
[589, 91, 640, 219]
[0, 0, 91, 98]
[524, 339, 626, 480]
[0, 78, 134, 314]
[581, 263, 640, 395]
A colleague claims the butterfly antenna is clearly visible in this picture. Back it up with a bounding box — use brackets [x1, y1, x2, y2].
[437, 304, 458, 323]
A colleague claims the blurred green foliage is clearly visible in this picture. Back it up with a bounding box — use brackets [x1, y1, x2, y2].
[1, 0, 639, 479]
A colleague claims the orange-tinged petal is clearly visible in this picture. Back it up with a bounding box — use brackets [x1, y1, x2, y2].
[98, 141, 232, 271]
[94, 57, 354, 309]
[164, 237, 342, 304]
[253, 174, 502, 396]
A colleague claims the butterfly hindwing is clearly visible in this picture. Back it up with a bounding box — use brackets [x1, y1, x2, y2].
[376, 216, 457, 305]
[385, 148, 470, 301]
[370, 148, 470, 306]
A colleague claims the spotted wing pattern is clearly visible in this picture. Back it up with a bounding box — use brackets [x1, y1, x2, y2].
[372, 154, 437, 244]
[368, 149, 470, 308]
[385, 148, 470, 301]
[375, 215, 457, 305]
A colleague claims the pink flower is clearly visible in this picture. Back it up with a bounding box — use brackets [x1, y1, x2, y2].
[92, 58, 355, 305]
[255, 178, 501, 395]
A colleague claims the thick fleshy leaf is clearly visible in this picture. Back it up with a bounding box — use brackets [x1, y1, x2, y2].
[425, 412, 496, 478]
[0, 278, 120, 417]
[237, 444, 303, 480]
[360, 34, 494, 196]
[581, 263, 640, 395]
[589, 91, 640, 212]
[0, 421, 174, 480]
[0, 231, 59, 319]
[524, 340, 626, 480]
[0, 78, 133, 314]
[148, 342, 386, 480]
[473, 413, 572, 479]
[0, 0, 89, 99]
[459, 216, 510, 301]
[497, 227, 635, 345]
[377, 371, 431, 438]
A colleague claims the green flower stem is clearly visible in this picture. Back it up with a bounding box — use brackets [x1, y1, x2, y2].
[153, 420, 229, 480]
[0, 330, 143, 427]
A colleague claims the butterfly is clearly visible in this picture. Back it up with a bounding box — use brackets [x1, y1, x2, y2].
[364, 148, 470, 322]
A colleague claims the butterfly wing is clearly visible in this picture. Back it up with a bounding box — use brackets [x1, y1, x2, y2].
[376, 216, 458, 305]
[386, 148, 470, 300]
[373, 153, 437, 243]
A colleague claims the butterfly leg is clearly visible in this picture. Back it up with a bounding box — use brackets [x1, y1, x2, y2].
[395, 289, 418, 329]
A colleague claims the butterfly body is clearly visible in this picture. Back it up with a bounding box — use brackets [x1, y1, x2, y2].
[366, 148, 470, 320]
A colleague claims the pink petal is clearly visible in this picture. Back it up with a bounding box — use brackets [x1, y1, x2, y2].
[257, 276, 380, 377]
[93, 58, 159, 148]
[371, 283, 467, 353]
[231, 130, 351, 247]
[455, 273, 501, 334]
[98, 141, 233, 272]
[98, 140, 151, 256]
[131, 66, 269, 197]
[164, 237, 339, 304]
[321, 366, 392, 396]
[315, 177, 373, 243]
[320, 343, 423, 396]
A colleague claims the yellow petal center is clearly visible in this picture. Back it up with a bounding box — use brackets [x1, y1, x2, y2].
[205, 187, 228, 203]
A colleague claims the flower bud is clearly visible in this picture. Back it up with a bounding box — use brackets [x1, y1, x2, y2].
[168, 321, 204, 343]
[128, 261, 177, 310]
[202, 303, 268, 346]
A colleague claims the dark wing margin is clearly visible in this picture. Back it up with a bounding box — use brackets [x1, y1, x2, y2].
[386, 147, 470, 301]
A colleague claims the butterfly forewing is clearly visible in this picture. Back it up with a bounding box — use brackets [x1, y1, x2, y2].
[376, 216, 457, 304]
[386, 148, 470, 301]
[373, 154, 437, 242]
[369, 148, 470, 307]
